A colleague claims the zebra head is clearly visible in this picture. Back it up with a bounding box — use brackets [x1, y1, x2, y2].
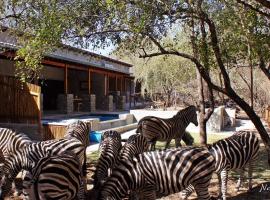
[176, 105, 198, 126]
[65, 120, 90, 147]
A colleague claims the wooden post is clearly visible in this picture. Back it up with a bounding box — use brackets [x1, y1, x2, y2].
[121, 77, 123, 93]
[107, 74, 110, 93]
[124, 78, 127, 92]
[104, 74, 108, 96]
[64, 65, 68, 94]
[115, 76, 117, 91]
[88, 69, 91, 94]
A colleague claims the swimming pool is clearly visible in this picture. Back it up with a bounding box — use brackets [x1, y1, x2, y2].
[42, 114, 119, 125]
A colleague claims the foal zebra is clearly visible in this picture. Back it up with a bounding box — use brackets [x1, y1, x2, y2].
[99, 147, 215, 200]
[136, 105, 198, 150]
[182, 130, 260, 200]
[22, 151, 83, 200]
[93, 130, 122, 189]
[0, 137, 85, 198]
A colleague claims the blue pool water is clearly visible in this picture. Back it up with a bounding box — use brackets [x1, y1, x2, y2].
[42, 114, 119, 125]
[89, 131, 102, 143]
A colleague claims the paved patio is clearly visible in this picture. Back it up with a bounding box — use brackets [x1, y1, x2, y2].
[86, 118, 259, 154]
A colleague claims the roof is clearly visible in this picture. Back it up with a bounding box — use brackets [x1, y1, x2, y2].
[0, 27, 132, 74]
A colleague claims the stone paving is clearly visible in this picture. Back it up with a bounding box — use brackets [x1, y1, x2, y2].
[86, 118, 258, 154]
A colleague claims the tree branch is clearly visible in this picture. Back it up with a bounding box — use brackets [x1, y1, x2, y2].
[254, 0, 270, 10]
[200, 12, 232, 90]
[258, 55, 270, 80]
[235, 0, 270, 19]
[139, 49, 226, 94]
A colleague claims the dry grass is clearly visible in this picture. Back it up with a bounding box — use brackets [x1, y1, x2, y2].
[87, 132, 270, 199]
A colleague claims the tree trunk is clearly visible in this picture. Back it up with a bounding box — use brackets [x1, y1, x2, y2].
[196, 68, 207, 145]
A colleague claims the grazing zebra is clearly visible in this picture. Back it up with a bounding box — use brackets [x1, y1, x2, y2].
[119, 134, 149, 161]
[64, 120, 90, 176]
[98, 147, 215, 200]
[0, 128, 32, 196]
[0, 127, 32, 158]
[118, 134, 149, 199]
[182, 130, 260, 200]
[0, 137, 85, 198]
[136, 105, 198, 150]
[22, 151, 83, 200]
[93, 130, 122, 189]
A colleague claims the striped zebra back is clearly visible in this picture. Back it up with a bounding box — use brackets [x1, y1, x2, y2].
[0, 137, 85, 198]
[64, 120, 90, 178]
[119, 134, 149, 161]
[93, 130, 122, 188]
[99, 147, 215, 200]
[136, 105, 198, 144]
[0, 128, 32, 157]
[209, 130, 260, 172]
[23, 151, 82, 200]
[64, 120, 90, 148]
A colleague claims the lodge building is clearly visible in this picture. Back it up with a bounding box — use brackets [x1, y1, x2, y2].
[0, 27, 134, 114]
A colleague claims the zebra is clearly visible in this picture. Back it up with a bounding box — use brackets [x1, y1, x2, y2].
[118, 134, 149, 161]
[93, 130, 122, 189]
[0, 127, 32, 158]
[118, 134, 149, 199]
[136, 105, 198, 150]
[64, 120, 90, 196]
[64, 120, 90, 176]
[0, 127, 33, 196]
[22, 151, 83, 200]
[182, 130, 260, 200]
[0, 137, 86, 198]
[98, 146, 215, 200]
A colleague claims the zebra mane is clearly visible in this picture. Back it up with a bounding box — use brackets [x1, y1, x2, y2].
[175, 105, 196, 116]
[64, 120, 89, 145]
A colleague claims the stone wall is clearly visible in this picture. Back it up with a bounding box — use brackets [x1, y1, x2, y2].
[57, 94, 74, 114]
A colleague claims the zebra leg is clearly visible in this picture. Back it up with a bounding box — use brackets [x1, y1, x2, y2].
[193, 182, 211, 200]
[150, 141, 156, 151]
[247, 161, 255, 192]
[235, 169, 244, 192]
[220, 169, 228, 200]
[217, 173, 222, 198]
[174, 138, 182, 148]
[181, 184, 194, 200]
[165, 139, 172, 149]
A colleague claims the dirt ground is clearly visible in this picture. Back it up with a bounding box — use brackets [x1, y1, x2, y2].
[85, 162, 270, 200]
[7, 162, 270, 200]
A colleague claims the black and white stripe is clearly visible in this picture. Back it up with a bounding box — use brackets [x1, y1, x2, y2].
[118, 134, 149, 199]
[22, 151, 83, 200]
[0, 127, 33, 196]
[182, 130, 260, 200]
[119, 134, 149, 161]
[93, 130, 122, 189]
[0, 137, 85, 198]
[99, 147, 215, 200]
[64, 120, 90, 176]
[0, 127, 32, 158]
[136, 105, 198, 150]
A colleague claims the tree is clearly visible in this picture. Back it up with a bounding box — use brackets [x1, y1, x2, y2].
[73, 0, 270, 155]
[114, 33, 196, 108]
[1, 1, 270, 156]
